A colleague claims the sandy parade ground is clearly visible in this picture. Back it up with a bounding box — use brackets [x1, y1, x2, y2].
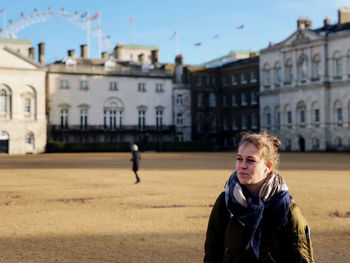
[0, 152, 349, 263]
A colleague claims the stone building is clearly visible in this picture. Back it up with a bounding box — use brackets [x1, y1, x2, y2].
[0, 38, 47, 154]
[47, 45, 174, 144]
[259, 8, 350, 151]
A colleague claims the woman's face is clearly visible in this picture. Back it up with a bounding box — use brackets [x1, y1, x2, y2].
[236, 142, 271, 189]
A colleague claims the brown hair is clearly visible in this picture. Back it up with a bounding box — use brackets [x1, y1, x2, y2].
[238, 131, 281, 169]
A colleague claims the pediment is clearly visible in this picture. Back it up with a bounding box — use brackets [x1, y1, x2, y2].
[280, 30, 323, 47]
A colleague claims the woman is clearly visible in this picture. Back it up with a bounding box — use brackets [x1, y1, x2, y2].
[204, 132, 314, 263]
[130, 144, 141, 184]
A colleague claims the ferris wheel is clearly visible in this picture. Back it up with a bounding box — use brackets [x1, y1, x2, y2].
[0, 7, 112, 56]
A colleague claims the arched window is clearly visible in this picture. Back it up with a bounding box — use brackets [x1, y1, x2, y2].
[311, 101, 320, 125]
[334, 100, 343, 126]
[103, 97, 124, 129]
[335, 137, 343, 151]
[296, 101, 307, 125]
[284, 104, 292, 126]
[0, 90, 7, 114]
[274, 61, 282, 85]
[298, 55, 308, 82]
[333, 51, 342, 77]
[284, 58, 293, 83]
[312, 54, 321, 80]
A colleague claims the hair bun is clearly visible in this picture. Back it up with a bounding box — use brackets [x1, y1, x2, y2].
[272, 137, 281, 149]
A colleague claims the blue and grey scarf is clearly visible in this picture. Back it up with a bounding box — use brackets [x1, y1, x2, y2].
[224, 171, 291, 261]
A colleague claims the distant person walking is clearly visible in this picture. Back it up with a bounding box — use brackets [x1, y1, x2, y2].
[130, 144, 141, 184]
[204, 132, 314, 262]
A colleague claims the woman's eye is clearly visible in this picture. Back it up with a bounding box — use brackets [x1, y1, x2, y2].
[248, 159, 255, 163]
[237, 157, 243, 161]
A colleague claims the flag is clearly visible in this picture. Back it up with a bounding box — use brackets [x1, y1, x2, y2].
[0, 8, 4, 13]
[90, 12, 99, 21]
[81, 11, 88, 18]
[236, 24, 244, 29]
[212, 34, 220, 39]
[169, 30, 177, 40]
[194, 42, 202, 46]
[128, 17, 134, 23]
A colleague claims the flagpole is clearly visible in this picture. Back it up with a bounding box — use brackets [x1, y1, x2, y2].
[3, 10, 6, 33]
[98, 11, 102, 56]
[87, 11, 90, 57]
[132, 22, 135, 44]
[175, 29, 179, 55]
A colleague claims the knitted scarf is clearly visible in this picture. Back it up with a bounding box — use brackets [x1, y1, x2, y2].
[224, 170, 291, 261]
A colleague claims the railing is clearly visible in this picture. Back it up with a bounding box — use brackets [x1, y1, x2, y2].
[50, 125, 175, 132]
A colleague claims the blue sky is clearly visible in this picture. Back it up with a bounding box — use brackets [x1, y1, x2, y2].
[0, 0, 347, 65]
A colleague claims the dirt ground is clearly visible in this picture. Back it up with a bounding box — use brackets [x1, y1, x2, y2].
[0, 152, 349, 263]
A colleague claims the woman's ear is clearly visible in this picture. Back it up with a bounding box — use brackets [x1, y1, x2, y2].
[266, 163, 273, 174]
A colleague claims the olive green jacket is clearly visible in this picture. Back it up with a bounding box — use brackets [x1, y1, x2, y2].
[204, 192, 314, 263]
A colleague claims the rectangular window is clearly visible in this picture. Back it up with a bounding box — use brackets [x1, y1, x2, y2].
[314, 109, 320, 123]
[241, 73, 247, 84]
[80, 109, 88, 129]
[197, 93, 203, 107]
[110, 110, 117, 129]
[232, 94, 239, 106]
[250, 71, 257, 83]
[156, 83, 163, 92]
[300, 110, 305, 123]
[251, 91, 257, 105]
[80, 80, 88, 90]
[241, 93, 247, 106]
[277, 112, 281, 127]
[231, 75, 237, 85]
[211, 76, 216, 85]
[60, 109, 68, 128]
[176, 94, 183, 105]
[209, 93, 216, 107]
[337, 108, 343, 123]
[267, 113, 271, 127]
[138, 83, 146, 92]
[195, 76, 201, 86]
[104, 110, 107, 128]
[232, 115, 238, 130]
[0, 91, 7, 113]
[139, 110, 146, 130]
[251, 112, 258, 129]
[156, 110, 163, 129]
[176, 113, 183, 126]
[24, 98, 31, 114]
[287, 111, 292, 124]
[222, 76, 228, 86]
[60, 80, 69, 89]
[109, 81, 118, 91]
[242, 113, 247, 129]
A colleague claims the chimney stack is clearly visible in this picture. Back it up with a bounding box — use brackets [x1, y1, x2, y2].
[138, 53, 145, 64]
[151, 49, 159, 64]
[324, 16, 331, 27]
[101, 52, 109, 59]
[338, 7, 350, 24]
[68, 49, 75, 57]
[80, 44, 88, 58]
[297, 18, 312, 30]
[38, 42, 45, 65]
[28, 47, 35, 60]
[175, 54, 183, 65]
[249, 52, 257, 58]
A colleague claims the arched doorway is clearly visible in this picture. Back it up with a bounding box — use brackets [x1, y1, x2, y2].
[298, 136, 305, 152]
[0, 131, 9, 153]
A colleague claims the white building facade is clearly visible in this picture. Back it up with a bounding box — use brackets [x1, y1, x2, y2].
[259, 9, 350, 151]
[0, 38, 47, 154]
[47, 53, 174, 144]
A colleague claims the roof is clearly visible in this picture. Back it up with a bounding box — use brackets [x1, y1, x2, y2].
[115, 44, 159, 50]
[0, 37, 31, 45]
[312, 21, 350, 34]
